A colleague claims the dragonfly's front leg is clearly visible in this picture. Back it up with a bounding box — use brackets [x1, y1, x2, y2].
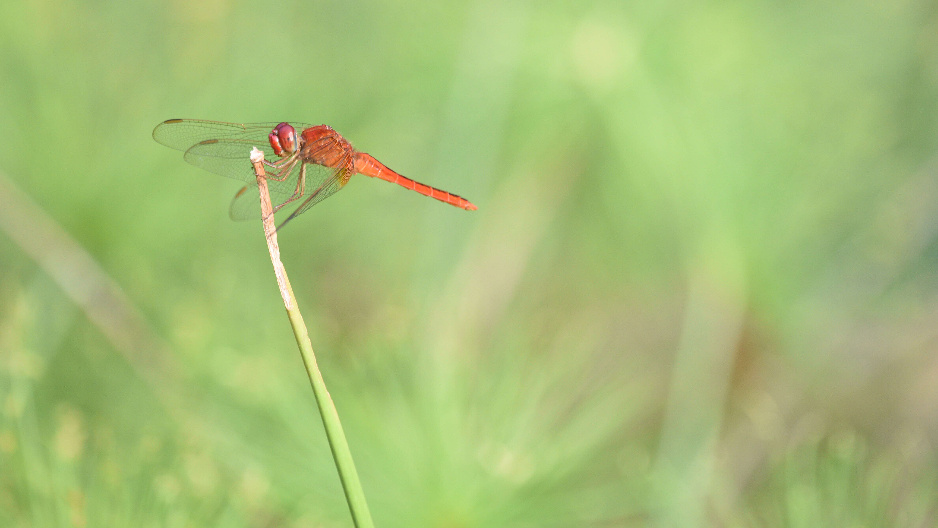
[263, 152, 297, 177]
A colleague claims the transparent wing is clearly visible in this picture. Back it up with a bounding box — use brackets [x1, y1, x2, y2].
[152, 119, 313, 151]
[276, 168, 350, 230]
[182, 139, 302, 195]
[227, 184, 295, 221]
[228, 162, 342, 222]
[154, 119, 317, 197]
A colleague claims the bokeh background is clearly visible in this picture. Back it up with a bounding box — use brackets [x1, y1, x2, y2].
[2, 0, 938, 526]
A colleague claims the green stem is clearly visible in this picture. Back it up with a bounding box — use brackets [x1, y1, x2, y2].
[284, 292, 375, 528]
[250, 149, 375, 528]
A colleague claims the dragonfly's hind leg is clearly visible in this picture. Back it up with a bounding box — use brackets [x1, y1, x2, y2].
[273, 163, 307, 214]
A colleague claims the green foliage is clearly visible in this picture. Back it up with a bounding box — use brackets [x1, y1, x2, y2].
[2, 0, 938, 526]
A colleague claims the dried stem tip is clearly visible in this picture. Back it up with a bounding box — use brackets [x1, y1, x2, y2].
[250, 147, 265, 163]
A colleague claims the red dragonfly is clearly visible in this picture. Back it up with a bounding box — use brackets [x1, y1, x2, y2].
[153, 119, 477, 228]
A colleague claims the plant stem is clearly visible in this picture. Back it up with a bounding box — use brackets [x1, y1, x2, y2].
[250, 148, 375, 528]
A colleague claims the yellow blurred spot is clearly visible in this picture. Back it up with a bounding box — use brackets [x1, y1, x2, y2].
[745, 391, 783, 440]
[184, 451, 219, 496]
[2, 301, 46, 378]
[54, 405, 86, 461]
[0, 430, 16, 453]
[477, 441, 534, 484]
[167, 0, 232, 78]
[4, 394, 25, 419]
[229, 356, 275, 400]
[570, 16, 637, 93]
[138, 435, 163, 459]
[67, 489, 86, 528]
[155, 473, 182, 504]
[100, 458, 122, 488]
[239, 467, 270, 506]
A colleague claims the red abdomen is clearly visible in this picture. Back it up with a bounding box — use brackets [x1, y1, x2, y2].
[353, 152, 477, 210]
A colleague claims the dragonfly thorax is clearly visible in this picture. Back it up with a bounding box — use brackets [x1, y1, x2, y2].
[300, 125, 354, 170]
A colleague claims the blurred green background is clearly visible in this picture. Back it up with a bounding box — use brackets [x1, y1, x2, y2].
[2, 0, 938, 526]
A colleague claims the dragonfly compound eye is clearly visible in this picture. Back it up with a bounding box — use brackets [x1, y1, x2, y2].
[268, 122, 297, 156]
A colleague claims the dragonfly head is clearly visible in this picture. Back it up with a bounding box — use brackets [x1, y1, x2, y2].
[268, 122, 298, 157]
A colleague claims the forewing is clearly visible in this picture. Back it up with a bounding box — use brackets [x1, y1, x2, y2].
[183, 139, 301, 195]
[152, 119, 312, 151]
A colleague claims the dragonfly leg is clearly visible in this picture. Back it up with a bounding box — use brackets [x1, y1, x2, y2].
[264, 158, 301, 185]
[273, 163, 307, 214]
[264, 153, 298, 179]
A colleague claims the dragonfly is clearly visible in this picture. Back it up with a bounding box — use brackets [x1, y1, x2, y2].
[153, 119, 477, 229]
